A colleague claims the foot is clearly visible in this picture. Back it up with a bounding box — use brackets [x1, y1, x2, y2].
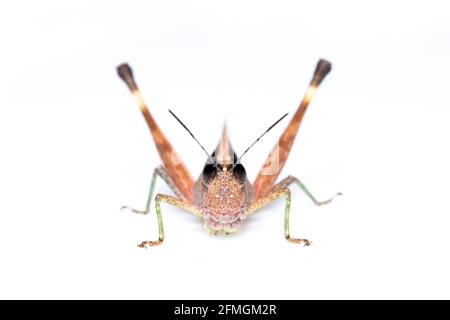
[317, 192, 343, 206]
[120, 205, 148, 215]
[137, 240, 162, 248]
[286, 237, 312, 247]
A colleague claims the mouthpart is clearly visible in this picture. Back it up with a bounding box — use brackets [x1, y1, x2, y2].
[203, 211, 246, 233]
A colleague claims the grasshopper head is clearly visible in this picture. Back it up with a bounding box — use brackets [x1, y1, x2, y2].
[201, 127, 249, 233]
[202, 162, 248, 233]
[167, 109, 287, 233]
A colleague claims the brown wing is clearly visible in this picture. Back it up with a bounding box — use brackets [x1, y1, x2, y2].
[117, 64, 194, 202]
[252, 59, 332, 201]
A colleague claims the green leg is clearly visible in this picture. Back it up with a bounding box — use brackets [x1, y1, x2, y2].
[246, 176, 340, 245]
[137, 194, 198, 248]
[246, 187, 311, 246]
[273, 175, 342, 206]
[122, 166, 201, 247]
[282, 188, 311, 246]
[121, 166, 185, 214]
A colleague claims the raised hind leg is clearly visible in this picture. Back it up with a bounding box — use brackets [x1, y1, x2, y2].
[252, 59, 332, 200]
[117, 64, 194, 201]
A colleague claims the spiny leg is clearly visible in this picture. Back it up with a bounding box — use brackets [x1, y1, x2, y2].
[245, 187, 311, 246]
[252, 59, 332, 200]
[270, 175, 342, 206]
[138, 194, 200, 248]
[121, 166, 188, 215]
[117, 64, 194, 201]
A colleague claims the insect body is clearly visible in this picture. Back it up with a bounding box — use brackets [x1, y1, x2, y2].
[118, 59, 340, 248]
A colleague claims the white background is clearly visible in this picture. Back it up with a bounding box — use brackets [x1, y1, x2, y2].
[0, 0, 449, 299]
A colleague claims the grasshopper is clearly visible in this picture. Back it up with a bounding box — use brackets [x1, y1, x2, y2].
[117, 59, 340, 248]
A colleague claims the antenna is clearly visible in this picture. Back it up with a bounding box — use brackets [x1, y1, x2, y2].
[168, 110, 215, 164]
[233, 113, 289, 168]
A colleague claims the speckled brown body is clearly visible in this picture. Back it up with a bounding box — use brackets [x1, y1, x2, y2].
[198, 167, 251, 232]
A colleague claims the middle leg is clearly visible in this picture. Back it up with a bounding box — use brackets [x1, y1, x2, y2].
[121, 165, 190, 215]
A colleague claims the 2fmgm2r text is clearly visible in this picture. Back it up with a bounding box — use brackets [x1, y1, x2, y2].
[174, 304, 277, 317]
[218, 305, 276, 315]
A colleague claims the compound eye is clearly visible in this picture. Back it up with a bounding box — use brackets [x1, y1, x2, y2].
[233, 164, 246, 185]
[202, 164, 217, 185]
